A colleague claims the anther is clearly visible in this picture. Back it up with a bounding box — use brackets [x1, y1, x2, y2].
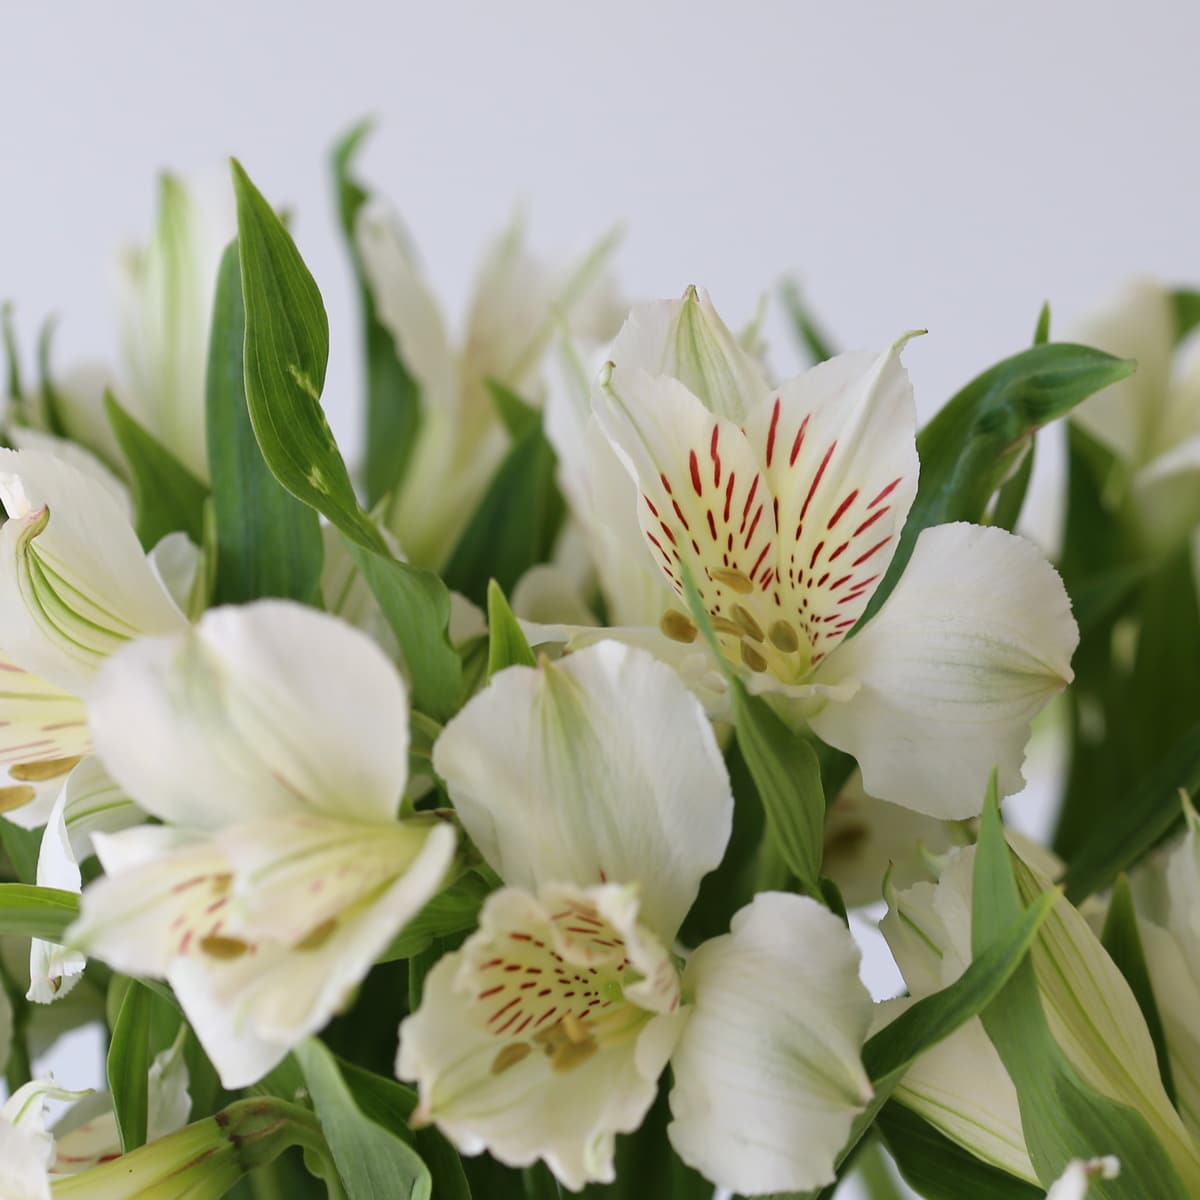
[0, 784, 36, 813]
[731, 604, 764, 642]
[551, 1039, 598, 1073]
[561, 1013, 590, 1044]
[9, 756, 83, 783]
[199, 935, 251, 960]
[490, 1042, 533, 1075]
[659, 608, 698, 644]
[768, 620, 800, 653]
[711, 616, 743, 637]
[741, 641, 768, 673]
[710, 567, 754, 594]
[295, 917, 338, 952]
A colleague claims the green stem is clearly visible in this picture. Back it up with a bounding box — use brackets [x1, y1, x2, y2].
[0, 953, 32, 1091]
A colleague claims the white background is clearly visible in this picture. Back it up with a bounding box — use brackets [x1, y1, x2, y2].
[3, 2, 1197, 1194]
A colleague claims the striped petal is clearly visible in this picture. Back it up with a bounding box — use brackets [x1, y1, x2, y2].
[742, 339, 919, 671]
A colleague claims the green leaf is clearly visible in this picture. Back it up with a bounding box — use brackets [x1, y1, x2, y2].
[0, 818, 42, 884]
[876, 1103, 1042, 1200]
[1102, 875, 1176, 1103]
[486, 579, 536, 675]
[231, 159, 462, 719]
[730, 685, 824, 897]
[988, 439, 1034, 533]
[107, 980, 153, 1152]
[295, 1039, 432, 1200]
[780, 279, 836, 364]
[2, 301, 22, 410]
[442, 399, 566, 608]
[335, 1058, 472, 1200]
[330, 121, 423, 508]
[973, 779, 1192, 1198]
[378, 871, 493, 962]
[489, 379, 540, 440]
[803, 864, 1057, 1196]
[0, 882, 78, 940]
[1062, 723, 1200, 904]
[205, 240, 323, 604]
[862, 343, 1135, 622]
[1033, 302, 1051, 346]
[1170, 288, 1200, 343]
[104, 390, 209, 550]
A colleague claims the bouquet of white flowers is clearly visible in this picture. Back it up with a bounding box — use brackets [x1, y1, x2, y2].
[1, 126, 1197, 1200]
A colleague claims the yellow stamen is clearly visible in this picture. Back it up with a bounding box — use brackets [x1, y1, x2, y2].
[768, 620, 800, 653]
[551, 1039, 598, 1073]
[9, 756, 83, 783]
[741, 641, 768, 673]
[199, 935, 251, 960]
[711, 616, 743, 637]
[491, 1042, 533, 1075]
[561, 1013, 590, 1044]
[0, 784, 36, 813]
[732, 604, 764, 642]
[710, 567, 754, 594]
[659, 608, 698, 644]
[295, 918, 338, 952]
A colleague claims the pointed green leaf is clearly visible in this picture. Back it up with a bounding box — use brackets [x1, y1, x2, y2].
[863, 343, 1135, 622]
[230, 160, 462, 719]
[105, 389, 209, 550]
[107, 980, 153, 1152]
[973, 779, 1192, 1198]
[486, 579, 535, 675]
[489, 379, 540, 440]
[205, 239, 323, 604]
[331, 121, 423, 507]
[0, 882, 79, 940]
[442, 404, 565, 608]
[1170, 288, 1200, 343]
[378, 870, 493, 962]
[296, 1039, 432, 1200]
[1102, 874, 1176, 1103]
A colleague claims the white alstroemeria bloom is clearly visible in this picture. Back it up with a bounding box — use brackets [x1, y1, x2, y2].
[0, 1078, 88, 1200]
[356, 204, 622, 568]
[0, 449, 187, 829]
[69, 600, 457, 1088]
[1046, 1157, 1121, 1199]
[571, 288, 1077, 817]
[880, 844, 1200, 1191]
[1133, 797, 1200, 1140]
[1072, 278, 1200, 557]
[116, 173, 231, 482]
[403, 642, 873, 1194]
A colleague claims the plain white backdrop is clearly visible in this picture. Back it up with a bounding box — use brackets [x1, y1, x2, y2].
[3, 3, 1197, 1194]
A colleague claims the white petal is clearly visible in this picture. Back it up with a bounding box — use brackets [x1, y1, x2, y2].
[742, 341, 919, 669]
[147, 531, 205, 620]
[511, 564, 599, 628]
[810, 523, 1078, 817]
[355, 201, 458, 423]
[433, 640, 731, 940]
[27, 792, 84, 1005]
[1045, 1157, 1121, 1200]
[146, 1028, 192, 1141]
[0, 656, 90, 830]
[88, 600, 411, 828]
[668, 893, 873, 1194]
[1, 1079, 88, 1200]
[397, 883, 680, 1191]
[607, 288, 770, 422]
[59, 757, 143, 865]
[1071, 277, 1173, 465]
[0, 449, 186, 694]
[7, 426, 131, 518]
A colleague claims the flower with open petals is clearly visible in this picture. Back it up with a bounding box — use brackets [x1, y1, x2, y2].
[69, 600, 457, 1087]
[549, 288, 1078, 817]
[401, 642, 872, 1193]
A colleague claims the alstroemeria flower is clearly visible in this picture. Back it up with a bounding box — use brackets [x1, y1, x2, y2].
[0, 448, 186, 829]
[567, 288, 1077, 817]
[1072, 278, 1200, 560]
[401, 642, 873, 1194]
[356, 204, 622, 568]
[69, 600, 457, 1088]
[879, 843, 1200, 1191]
[0, 1078, 88, 1200]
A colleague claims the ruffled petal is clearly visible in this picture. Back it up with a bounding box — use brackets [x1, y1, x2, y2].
[668, 893, 873, 1194]
[88, 600, 411, 829]
[810, 523, 1078, 817]
[433, 640, 731, 941]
